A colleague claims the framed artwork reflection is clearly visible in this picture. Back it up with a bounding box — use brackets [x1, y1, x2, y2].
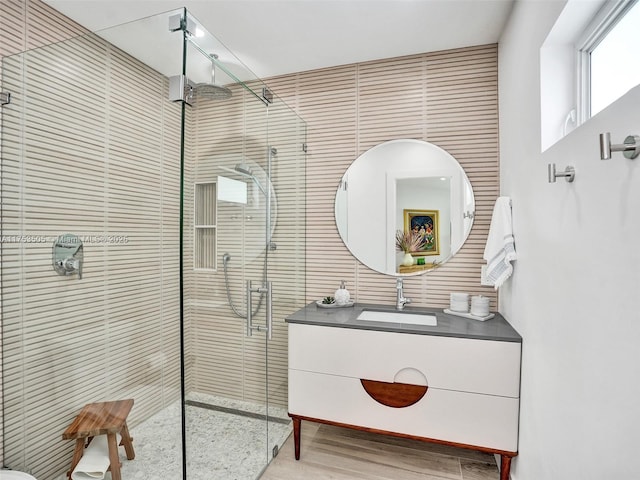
[403, 209, 439, 256]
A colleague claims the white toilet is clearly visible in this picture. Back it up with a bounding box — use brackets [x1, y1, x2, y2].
[0, 471, 37, 480]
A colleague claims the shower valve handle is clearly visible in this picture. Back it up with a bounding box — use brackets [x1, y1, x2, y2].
[57, 257, 82, 279]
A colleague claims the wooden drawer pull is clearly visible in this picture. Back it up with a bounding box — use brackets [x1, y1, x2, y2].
[360, 379, 428, 408]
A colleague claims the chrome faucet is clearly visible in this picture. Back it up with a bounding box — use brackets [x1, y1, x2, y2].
[396, 277, 411, 310]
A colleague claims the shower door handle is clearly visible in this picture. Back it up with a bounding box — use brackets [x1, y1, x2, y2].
[266, 281, 273, 340]
[246, 280, 254, 337]
[246, 280, 273, 340]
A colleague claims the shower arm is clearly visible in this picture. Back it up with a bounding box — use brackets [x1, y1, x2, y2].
[210, 53, 219, 86]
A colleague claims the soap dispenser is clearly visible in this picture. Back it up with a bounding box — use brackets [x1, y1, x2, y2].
[334, 280, 351, 306]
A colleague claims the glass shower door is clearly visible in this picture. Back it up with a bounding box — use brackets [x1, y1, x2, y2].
[183, 19, 307, 476]
[264, 95, 307, 460]
[183, 27, 275, 480]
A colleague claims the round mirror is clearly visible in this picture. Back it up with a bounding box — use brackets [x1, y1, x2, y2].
[334, 139, 475, 276]
[217, 156, 278, 267]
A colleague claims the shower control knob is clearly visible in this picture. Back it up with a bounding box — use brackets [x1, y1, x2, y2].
[63, 257, 79, 272]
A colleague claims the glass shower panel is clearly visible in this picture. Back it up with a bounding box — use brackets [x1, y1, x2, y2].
[183, 12, 307, 477]
[1, 6, 306, 479]
[0, 9, 185, 479]
[264, 95, 307, 454]
[184, 37, 272, 479]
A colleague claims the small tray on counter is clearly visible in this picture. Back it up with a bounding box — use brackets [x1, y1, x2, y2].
[316, 300, 355, 309]
[443, 309, 495, 322]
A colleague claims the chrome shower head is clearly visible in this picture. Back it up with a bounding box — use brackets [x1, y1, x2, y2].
[193, 83, 232, 101]
[234, 163, 253, 177]
[193, 53, 232, 101]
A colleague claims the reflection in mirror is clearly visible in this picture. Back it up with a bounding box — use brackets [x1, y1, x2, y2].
[335, 139, 475, 276]
[217, 176, 248, 204]
[217, 156, 278, 267]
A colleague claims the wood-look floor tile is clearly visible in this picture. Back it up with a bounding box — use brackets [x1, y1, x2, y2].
[323, 425, 495, 464]
[261, 423, 501, 480]
[310, 426, 462, 479]
[460, 458, 500, 480]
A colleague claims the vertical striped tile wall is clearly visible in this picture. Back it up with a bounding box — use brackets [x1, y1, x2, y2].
[0, 0, 87, 59]
[266, 44, 499, 310]
[1, 2, 183, 477]
[0, 0, 86, 470]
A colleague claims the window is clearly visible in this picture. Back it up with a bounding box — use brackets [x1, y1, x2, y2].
[540, 0, 639, 150]
[578, 0, 640, 118]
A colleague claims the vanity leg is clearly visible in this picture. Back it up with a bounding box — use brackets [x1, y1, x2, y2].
[500, 454, 513, 480]
[292, 416, 301, 460]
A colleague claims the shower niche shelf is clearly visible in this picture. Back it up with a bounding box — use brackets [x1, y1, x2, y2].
[194, 182, 217, 270]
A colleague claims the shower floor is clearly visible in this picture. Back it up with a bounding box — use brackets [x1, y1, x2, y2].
[56, 394, 291, 480]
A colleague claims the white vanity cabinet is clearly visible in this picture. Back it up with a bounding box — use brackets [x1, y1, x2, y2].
[287, 304, 522, 480]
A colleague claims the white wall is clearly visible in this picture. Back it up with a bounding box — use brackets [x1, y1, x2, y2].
[499, 1, 640, 479]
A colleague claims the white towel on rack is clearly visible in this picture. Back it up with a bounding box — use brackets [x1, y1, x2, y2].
[482, 197, 516, 289]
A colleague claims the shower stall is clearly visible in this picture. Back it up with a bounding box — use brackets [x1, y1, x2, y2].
[0, 7, 306, 480]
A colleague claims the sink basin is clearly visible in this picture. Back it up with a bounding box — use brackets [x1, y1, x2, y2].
[356, 309, 437, 326]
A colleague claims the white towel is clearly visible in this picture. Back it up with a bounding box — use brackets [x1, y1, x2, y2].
[482, 197, 516, 289]
[71, 434, 119, 480]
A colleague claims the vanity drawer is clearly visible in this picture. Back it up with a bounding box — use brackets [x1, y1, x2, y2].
[289, 323, 521, 398]
[288, 369, 520, 452]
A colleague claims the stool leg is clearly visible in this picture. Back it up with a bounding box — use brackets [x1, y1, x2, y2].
[120, 422, 135, 460]
[67, 438, 85, 479]
[107, 433, 121, 480]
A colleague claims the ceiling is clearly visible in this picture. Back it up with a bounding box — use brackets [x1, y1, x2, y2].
[44, 0, 515, 80]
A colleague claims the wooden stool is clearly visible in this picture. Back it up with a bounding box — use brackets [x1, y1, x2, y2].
[62, 399, 135, 480]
